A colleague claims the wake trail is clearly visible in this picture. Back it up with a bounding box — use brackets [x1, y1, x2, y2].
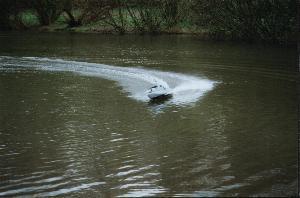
[0, 56, 216, 106]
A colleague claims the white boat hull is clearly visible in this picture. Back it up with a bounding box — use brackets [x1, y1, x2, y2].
[148, 92, 168, 99]
[147, 85, 171, 99]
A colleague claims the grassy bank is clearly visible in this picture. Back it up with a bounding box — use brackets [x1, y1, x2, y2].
[17, 9, 213, 40]
[17, 9, 198, 33]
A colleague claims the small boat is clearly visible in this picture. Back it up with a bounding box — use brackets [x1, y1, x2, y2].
[147, 85, 172, 99]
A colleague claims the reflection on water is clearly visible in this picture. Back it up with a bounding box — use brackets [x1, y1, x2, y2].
[0, 32, 297, 197]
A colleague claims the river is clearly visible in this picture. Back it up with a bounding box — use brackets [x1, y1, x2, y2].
[0, 32, 298, 197]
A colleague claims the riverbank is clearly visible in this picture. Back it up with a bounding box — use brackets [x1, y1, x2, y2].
[18, 14, 206, 36]
[9, 17, 296, 45]
[3, 10, 297, 45]
[15, 23, 297, 46]
[37, 23, 201, 35]
[1, 1, 297, 45]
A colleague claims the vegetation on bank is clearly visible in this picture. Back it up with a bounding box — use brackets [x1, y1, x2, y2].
[0, 0, 297, 43]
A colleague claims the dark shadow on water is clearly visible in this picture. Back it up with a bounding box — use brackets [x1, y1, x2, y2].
[147, 94, 173, 114]
[148, 94, 172, 106]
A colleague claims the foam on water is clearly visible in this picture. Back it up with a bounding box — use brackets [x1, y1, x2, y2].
[0, 56, 216, 106]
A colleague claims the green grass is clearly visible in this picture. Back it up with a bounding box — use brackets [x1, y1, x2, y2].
[20, 11, 40, 27]
[55, 13, 67, 25]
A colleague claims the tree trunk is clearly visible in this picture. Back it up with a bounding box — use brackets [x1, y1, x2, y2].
[64, 10, 81, 27]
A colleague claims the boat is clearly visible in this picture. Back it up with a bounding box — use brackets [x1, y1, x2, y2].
[147, 85, 172, 100]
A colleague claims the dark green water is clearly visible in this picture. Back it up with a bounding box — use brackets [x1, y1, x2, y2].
[0, 32, 298, 197]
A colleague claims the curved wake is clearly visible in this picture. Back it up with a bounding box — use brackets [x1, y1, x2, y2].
[0, 56, 216, 106]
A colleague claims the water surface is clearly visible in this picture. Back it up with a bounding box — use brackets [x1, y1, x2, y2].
[0, 32, 298, 197]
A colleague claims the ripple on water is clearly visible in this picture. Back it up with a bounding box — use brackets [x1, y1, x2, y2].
[0, 53, 295, 197]
[0, 171, 105, 197]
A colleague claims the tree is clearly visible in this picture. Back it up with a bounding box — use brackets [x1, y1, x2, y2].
[0, 0, 13, 30]
[192, 0, 297, 42]
[33, 0, 63, 26]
